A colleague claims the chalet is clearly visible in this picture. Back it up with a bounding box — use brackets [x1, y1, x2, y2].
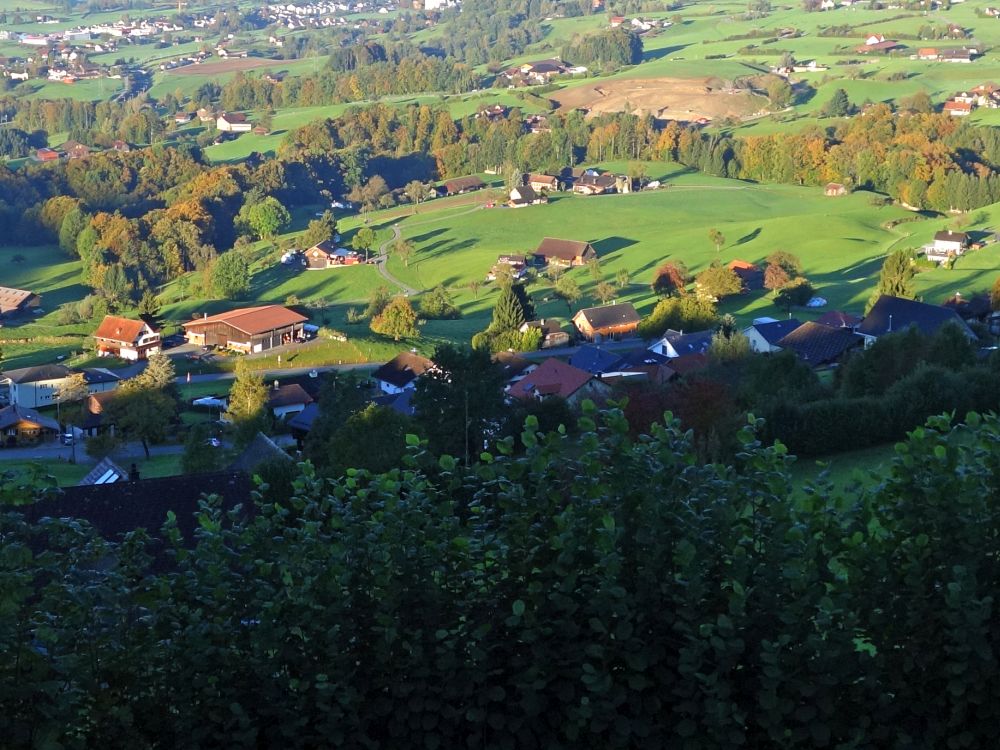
[917, 48, 941, 61]
[508, 185, 546, 208]
[925, 230, 969, 262]
[520, 319, 571, 349]
[444, 176, 486, 195]
[34, 147, 60, 162]
[825, 182, 848, 197]
[372, 351, 434, 395]
[728, 259, 764, 292]
[743, 317, 803, 353]
[174, 111, 193, 124]
[527, 173, 560, 192]
[944, 100, 973, 116]
[855, 295, 976, 347]
[572, 302, 641, 341]
[0, 365, 119, 409]
[252, 125, 270, 136]
[502, 58, 567, 86]
[197, 107, 216, 122]
[940, 48, 976, 63]
[267, 383, 313, 419]
[0, 286, 40, 317]
[65, 142, 90, 160]
[533, 237, 597, 267]
[775, 321, 860, 367]
[573, 173, 617, 195]
[493, 351, 537, 384]
[525, 114, 551, 134]
[648, 329, 714, 358]
[506, 358, 612, 406]
[93, 315, 161, 361]
[475, 104, 508, 122]
[216, 112, 252, 133]
[0, 404, 60, 446]
[183, 305, 308, 354]
[305, 240, 361, 269]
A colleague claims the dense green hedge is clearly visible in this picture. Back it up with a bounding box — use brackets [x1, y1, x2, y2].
[3, 409, 1000, 748]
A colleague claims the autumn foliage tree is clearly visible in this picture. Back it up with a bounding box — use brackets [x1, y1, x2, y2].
[370, 296, 419, 340]
[651, 261, 689, 296]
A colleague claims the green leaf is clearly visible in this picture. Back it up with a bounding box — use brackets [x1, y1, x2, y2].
[512, 600, 525, 617]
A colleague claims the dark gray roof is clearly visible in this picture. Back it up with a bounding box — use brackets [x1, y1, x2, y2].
[574, 303, 640, 330]
[288, 402, 320, 433]
[933, 230, 968, 243]
[751, 319, 803, 345]
[776, 321, 860, 366]
[661, 329, 713, 356]
[856, 295, 976, 339]
[570, 345, 625, 375]
[0, 404, 60, 432]
[1, 364, 71, 383]
[229, 432, 292, 473]
[372, 389, 415, 416]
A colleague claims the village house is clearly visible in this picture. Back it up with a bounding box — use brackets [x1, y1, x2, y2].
[216, 112, 252, 133]
[92, 315, 161, 361]
[508, 184, 547, 208]
[520, 319, 571, 349]
[775, 321, 860, 367]
[0, 286, 41, 317]
[648, 329, 714, 358]
[80, 391, 118, 437]
[825, 182, 848, 197]
[34, 147, 60, 162]
[197, 107, 216, 122]
[572, 302, 641, 341]
[940, 48, 977, 63]
[855, 295, 976, 347]
[174, 111, 193, 124]
[501, 58, 568, 86]
[506, 357, 612, 406]
[527, 173, 560, 192]
[372, 351, 434, 395]
[267, 382, 314, 419]
[0, 404, 60, 446]
[944, 99, 973, 116]
[493, 351, 537, 386]
[475, 104, 508, 122]
[0, 364, 119, 409]
[533, 237, 597, 267]
[305, 240, 361, 269]
[183, 305, 307, 354]
[815, 310, 863, 329]
[443, 176, 486, 195]
[925, 229, 969, 262]
[856, 34, 901, 54]
[743, 318, 803, 353]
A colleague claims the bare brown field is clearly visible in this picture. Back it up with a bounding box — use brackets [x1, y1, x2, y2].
[552, 76, 768, 122]
[166, 58, 278, 76]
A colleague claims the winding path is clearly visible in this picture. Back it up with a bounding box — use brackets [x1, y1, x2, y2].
[374, 225, 419, 296]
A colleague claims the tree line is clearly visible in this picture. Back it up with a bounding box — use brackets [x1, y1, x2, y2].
[4, 403, 1000, 747]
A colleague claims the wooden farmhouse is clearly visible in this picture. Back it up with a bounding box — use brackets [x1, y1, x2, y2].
[93, 315, 161, 360]
[183, 305, 307, 354]
[533, 237, 597, 267]
[572, 302, 641, 341]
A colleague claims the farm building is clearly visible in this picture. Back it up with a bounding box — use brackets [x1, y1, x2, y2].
[944, 100, 973, 116]
[855, 295, 975, 346]
[34, 147, 60, 162]
[183, 305, 308, 353]
[825, 182, 847, 197]
[305, 240, 361, 269]
[0, 286, 40, 317]
[573, 173, 617, 195]
[520, 319, 571, 348]
[728, 259, 764, 292]
[572, 302, 641, 341]
[216, 112, 252, 132]
[92, 315, 161, 361]
[533, 237, 597, 267]
[443, 176, 486, 195]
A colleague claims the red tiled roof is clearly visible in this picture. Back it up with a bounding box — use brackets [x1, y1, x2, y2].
[509, 358, 593, 401]
[93, 315, 153, 343]
[183, 305, 307, 336]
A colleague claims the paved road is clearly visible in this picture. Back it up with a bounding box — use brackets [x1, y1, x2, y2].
[375, 225, 419, 296]
[0, 440, 185, 464]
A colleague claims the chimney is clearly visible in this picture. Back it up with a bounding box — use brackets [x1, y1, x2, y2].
[129, 463, 140, 482]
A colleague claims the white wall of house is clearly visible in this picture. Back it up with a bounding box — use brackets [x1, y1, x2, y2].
[743, 327, 782, 353]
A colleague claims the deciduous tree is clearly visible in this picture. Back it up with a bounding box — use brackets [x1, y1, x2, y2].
[370, 296, 419, 340]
